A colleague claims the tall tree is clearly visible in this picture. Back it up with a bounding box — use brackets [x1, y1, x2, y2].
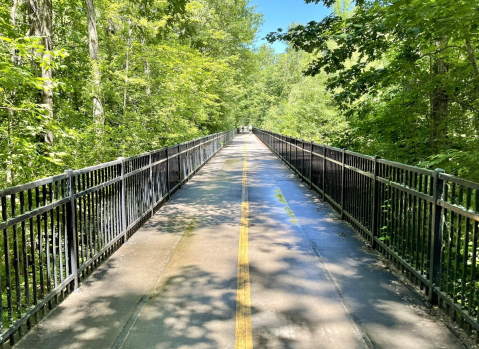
[85, 0, 104, 131]
[267, 0, 479, 179]
[28, 0, 54, 143]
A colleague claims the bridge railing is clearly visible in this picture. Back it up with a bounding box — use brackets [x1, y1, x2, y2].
[0, 129, 236, 345]
[254, 128, 479, 333]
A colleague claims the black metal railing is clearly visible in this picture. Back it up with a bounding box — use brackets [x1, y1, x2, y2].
[0, 129, 236, 345]
[254, 128, 479, 332]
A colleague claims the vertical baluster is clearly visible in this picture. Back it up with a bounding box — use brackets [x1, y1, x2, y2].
[322, 146, 326, 199]
[148, 154, 152, 215]
[92, 171, 98, 257]
[82, 175, 87, 265]
[391, 167, 398, 255]
[309, 141, 313, 189]
[20, 192, 29, 325]
[429, 169, 445, 303]
[41, 184, 52, 309]
[413, 172, 419, 271]
[340, 149, 346, 219]
[11, 194, 22, 323]
[99, 169, 104, 252]
[1, 196, 10, 333]
[105, 168, 111, 245]
[377, 163, 384, 249]
[405, 171, 412, 266]
[471, 189, 478, 321]
[420, 175, 427, 281]
[398, 169, 405, 260]
[352, 157, 356, 223]
[404, 170, 410, 264]
[462, 188, 472, 309]
[87, 174, 93, 261]
[453, 183, 463, 306]
[301, 141, 305, 180]
[111, 166, 116, 241]
[62, 179, 68, 282]
[410, 171, 419, 270]
[56, 181, 63, 285]
[112, 167, 118, 240]
[356, 157, 360, 225]
[386, 166, 393, 252]
[95, 170, 101, 255]
[28, 189, 38, 317]
[177, 144, 181, 186]
[65, 170, 78, 290]
[118, 158, 126, 242]
[35, 187, 44, 300]
[112, 169, 118, 240]
[166, 148, 171, 200]
[48, 183, 58, 296]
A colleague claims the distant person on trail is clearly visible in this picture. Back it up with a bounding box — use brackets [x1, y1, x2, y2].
[241, 126, 244, 133]
[248, 125, 252, 135]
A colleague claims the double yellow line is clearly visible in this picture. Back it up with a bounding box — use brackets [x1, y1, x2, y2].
[235, 135, 253, 349]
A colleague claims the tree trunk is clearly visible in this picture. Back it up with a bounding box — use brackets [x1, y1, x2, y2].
[465, 38, 479, 125]
[7, 0, 20, 185]
[41, 0, 54, 144]
[465, 38, 479, 78]
[85, 0, 104, 131]
[429, 42, 449, 154]
[29, 0, 54, 144]
[141, 37, 151, 96]
[28, 0, 41, 36]
[11, 0, 19, 27]
[123, 19, 133, 116]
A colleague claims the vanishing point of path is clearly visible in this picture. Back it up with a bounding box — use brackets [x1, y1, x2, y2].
[16, 134, 464, 349]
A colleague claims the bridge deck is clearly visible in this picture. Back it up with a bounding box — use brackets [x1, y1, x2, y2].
[16, 135, 464, 349]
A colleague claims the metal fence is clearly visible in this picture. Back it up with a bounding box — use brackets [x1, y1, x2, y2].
[254, 128, 479, 333]
[0, 130, 236, 345]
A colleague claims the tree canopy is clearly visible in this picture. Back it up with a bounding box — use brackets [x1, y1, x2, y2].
[267, 0, 479, 180]
[1, 0, 261, 187]
[2, 0, 479, 185]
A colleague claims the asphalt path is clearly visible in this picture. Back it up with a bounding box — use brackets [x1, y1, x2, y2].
[15, 134, 464, 349]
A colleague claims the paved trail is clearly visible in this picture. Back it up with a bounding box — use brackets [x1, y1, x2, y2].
[16, 135, 464, 349]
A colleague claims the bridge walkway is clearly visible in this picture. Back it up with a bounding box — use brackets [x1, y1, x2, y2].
[16, 134, 464, 349]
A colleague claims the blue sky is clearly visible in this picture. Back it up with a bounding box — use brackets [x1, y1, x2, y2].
[251, 0, 331, 53]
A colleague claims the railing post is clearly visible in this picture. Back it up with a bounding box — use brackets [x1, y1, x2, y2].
[281, 135, 284, 159]
[178, 143, 181, 186]
[322, 145, 327, 199]
[310, 141, 314, 189]
[301, 141, 305, 181]
[186, 141, 190, 182]
[372, 156, 379, 248]
[65, 170, 78, 291]
[429, 168, 445, 303]
[340, 149, 346, 220]
[148, 152, 153, 214]
[166, 148, 171, 200]
[287, 137, 290, 164]
[291, 138, 293, 165]
[118, 157, 127, 242]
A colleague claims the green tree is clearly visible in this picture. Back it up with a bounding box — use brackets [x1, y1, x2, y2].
[1, 0, 261, 186]
[267, 0, 479, 180]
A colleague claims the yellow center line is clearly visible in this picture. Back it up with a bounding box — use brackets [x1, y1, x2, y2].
[235, 135, 253, 349]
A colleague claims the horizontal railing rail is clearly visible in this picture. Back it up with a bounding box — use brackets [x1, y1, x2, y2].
[254, 127, 479, 333]
[0, 129, 236, 345]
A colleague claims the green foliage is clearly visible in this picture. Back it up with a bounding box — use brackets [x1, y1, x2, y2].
[1, 4, 69, 185]
[248, 45, 349, 146]
[0, 0, 261, 187]
[267, 0, 479, 181]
